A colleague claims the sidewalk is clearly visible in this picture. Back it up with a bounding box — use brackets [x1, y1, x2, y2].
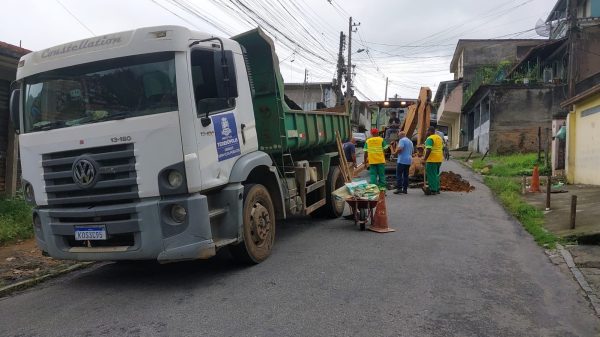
[524, 184, 600, 240]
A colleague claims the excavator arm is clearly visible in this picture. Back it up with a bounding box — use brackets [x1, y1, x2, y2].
[400, 87, 432, 146]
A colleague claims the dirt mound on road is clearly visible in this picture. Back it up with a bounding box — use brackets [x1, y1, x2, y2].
[440, 171, 475, 192]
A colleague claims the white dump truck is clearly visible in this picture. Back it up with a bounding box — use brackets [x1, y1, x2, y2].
[9, 26, 350, 264]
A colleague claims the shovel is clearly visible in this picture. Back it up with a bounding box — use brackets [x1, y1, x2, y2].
[422, 166, 432, 195]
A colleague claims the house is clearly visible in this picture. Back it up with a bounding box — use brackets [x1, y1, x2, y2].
[461, 83, 564, 154]
[434, 80, 462, 149]
[435, 39, 546, 150]
[0, 41, 30, 195]
[284, 82, 337, 110]
[561, 82, 600, 185]
[505, 4, 600, 169]
[546, 0, 600, 39]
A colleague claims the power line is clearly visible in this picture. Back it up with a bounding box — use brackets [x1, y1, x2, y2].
[150, 0, 203, 31]
[55, 0, 95, 36]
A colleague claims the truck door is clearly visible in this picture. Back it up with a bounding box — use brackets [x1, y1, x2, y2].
[189, 46, 257, 191]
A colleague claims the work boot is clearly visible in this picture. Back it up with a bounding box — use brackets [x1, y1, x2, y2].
[402, 190, 408, 194]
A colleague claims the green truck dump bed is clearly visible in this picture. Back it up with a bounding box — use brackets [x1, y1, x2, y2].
[232, 29, 350, 154]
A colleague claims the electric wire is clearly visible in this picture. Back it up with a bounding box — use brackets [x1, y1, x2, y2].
[55, 0, 96, 36]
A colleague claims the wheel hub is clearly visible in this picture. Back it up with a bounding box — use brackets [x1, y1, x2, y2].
[250, 202, 271, 244]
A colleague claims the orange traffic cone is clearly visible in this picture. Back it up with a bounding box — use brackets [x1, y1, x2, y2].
[368, 191, 395, 233]
[529, 165, 541, 193]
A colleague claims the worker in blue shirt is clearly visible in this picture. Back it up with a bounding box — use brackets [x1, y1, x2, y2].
[391, 131, 414, 194]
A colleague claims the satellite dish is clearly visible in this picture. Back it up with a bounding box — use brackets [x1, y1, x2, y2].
[535, 18, 551, 37]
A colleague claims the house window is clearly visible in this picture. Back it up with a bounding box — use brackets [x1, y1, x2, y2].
[581, 105, 600, 118]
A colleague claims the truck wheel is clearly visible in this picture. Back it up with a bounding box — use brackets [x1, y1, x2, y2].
[229, 184, 276, 264]
[312, 165, 345, 218]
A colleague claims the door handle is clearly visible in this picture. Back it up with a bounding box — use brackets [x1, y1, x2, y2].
[240, 123, 246, 145]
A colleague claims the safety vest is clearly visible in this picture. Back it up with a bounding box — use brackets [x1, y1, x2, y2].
[425, 134, 444, 163]
[366, 136, 385, 164]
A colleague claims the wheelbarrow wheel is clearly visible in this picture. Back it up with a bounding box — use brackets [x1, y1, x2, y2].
[359, 208, 367, 231]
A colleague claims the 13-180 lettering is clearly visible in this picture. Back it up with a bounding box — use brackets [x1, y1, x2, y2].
[110, 136, 132, 143]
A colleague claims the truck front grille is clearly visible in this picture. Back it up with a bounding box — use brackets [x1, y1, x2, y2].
[42, 144, 138, 207]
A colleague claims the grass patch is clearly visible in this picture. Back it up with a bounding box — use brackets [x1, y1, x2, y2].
[0, 197, 33, 246]
[471, 153, 550, 177]
[484, 176, 557, 248]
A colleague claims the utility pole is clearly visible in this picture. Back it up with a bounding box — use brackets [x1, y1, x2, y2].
[384, 77, 388, 101]
[302, 68, 308, 110]
[346, 17, 360, 101]
[335, 31, 346, 106]
[567, 0, 578, 98]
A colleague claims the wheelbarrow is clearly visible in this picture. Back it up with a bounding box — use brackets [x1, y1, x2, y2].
[345, 197, 379, 231]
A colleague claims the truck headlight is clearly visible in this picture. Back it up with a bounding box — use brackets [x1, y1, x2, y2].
[170, 204, 187, 223]
[24, 183, 36, 205]
[167, 170, 183, 188]
[158, 163, 188, 196]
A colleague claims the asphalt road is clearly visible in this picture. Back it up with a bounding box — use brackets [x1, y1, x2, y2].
[1, 161, 598, 337]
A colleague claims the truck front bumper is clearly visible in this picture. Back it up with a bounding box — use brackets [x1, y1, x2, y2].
[33, 193, 218, 263]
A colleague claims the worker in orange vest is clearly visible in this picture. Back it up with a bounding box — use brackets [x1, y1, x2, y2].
[364, 128, 389, 191]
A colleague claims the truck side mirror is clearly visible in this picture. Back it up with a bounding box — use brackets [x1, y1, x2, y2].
[9, 89, 21, 134]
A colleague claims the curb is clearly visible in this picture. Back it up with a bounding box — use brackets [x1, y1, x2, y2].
[557, 244, 600, 316]
[0, 262, 94, 298]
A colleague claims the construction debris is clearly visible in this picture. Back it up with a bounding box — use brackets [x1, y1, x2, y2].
[387, 170, 474, 192]
[440, 171, 475, 192]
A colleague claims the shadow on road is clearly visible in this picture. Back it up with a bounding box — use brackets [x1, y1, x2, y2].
[60, 216, 330, 291]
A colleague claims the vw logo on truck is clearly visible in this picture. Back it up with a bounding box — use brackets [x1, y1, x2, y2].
[72, 157, 98, 188]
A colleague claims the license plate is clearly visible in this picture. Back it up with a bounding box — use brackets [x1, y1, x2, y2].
[74, 226, 107, 240]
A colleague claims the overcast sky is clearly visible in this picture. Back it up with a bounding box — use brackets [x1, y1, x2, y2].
[0, 0, 556, 100]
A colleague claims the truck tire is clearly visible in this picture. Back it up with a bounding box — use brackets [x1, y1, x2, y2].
[312, 165, 345, 218]
[229, 184, 276, 264]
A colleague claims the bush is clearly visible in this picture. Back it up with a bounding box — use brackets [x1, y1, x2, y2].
[0, 197, 33, 245]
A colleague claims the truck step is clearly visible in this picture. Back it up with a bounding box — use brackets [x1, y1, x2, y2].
[306, 179, 325, 193]
[209, 208, 227, 218]
[214, 238, 238, 248]
[304, 198, 326, 215]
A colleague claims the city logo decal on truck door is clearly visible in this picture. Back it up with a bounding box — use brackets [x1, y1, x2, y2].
[212, 113, 241, 162]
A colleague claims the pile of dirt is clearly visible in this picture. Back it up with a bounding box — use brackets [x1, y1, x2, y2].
[440, 171, 475, 192]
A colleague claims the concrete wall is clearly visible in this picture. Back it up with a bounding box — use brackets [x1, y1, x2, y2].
[578, 26, 600, 81]
[487, 87, 554, 154]
[0, 53, 19, 193]
[567, 94, 600, 185]
[284, 84, 336, 109]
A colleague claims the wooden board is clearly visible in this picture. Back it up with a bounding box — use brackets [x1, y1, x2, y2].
[335, 131, 352, 183]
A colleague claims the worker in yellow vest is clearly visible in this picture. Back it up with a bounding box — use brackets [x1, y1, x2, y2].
[363, 128, 389, 190]
[423, 126, 444, 194]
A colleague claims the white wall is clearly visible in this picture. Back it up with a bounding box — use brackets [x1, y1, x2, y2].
[468, 121, 489, 153]
[571, 98, 600, 185]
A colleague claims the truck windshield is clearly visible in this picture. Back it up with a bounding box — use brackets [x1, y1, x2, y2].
[23, 52, 177, 133]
